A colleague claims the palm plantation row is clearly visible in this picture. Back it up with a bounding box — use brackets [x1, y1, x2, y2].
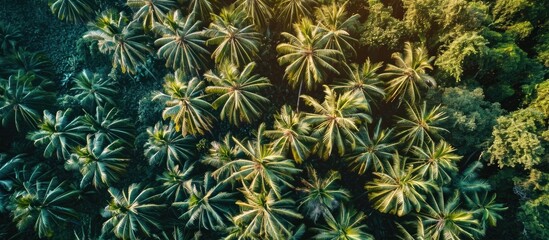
[0, 0, 512, 239]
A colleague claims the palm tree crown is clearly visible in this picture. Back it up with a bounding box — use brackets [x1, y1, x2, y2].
[233, 189, 303, 239]
[66, 134, 129, 189]
[28, 109, 86, 160]
[301, 85, 371, 159]
[71, 69, 118, 110]
[395, 102, 447, 151]
[83, 10, 152, 74]
[225, 124, 301, 198]
[344, 120, 397, 174]
[332, 59, 385, 111]
[126, 0, 177, 31]
[102, 184, 165, 240]
[311, 205, 373, 240]
[366, 153, 434, 216]
[297, 166, 350, 222]
[277, 19, 342, 91]
[265, 105, 317, 164]
[0, 73, 54, 132]
[205, 62, 271, 126]
[153, 69, 216, 136]
[205, 7, 261, 66]
[380, 42, 436, 105]
[315, 1, 360, 56]
[144, 121, 196, 168]
[173, 172, 237, 230]
[8, 178, 79, 238]
[152, 10, 210, 76]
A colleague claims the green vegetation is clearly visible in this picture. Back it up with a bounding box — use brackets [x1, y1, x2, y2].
[0, 0, 547, 239]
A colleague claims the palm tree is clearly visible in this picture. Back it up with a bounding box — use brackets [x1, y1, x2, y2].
[297, 166, 350, 222]
[71, 69, 118, 109]
[419, 191, 482, 240]
[332, 59, 385, 111]
[126, 0, 177, 31]
[0, 73, 54, 132]
[153, 69, 216, 136]
[235, 0, 273, 30]
[66, 134, 129, 189]
[144, 122, 196, 168]
[83, 10, 152, 74]
[412, 141, 460, 183]
[2, 50, 55, 84]
[49, 0, 94, 23]
[80, 105, 135, 146]
[152, 10, 210, 76]
[395, 102, 447, 151]
[102, 184, 165, 240]
[277, 19, 342, 96]
[344, 120, 397, 174]
[0, 21, 22, 53]
[8, 178, 79, 238]
[187, 0, 214, 22]
[173, 172, 237, 230]
[156, 162, 195, 202]
[315, 1, 360, 56]
[225, 124, 301, 198]
[202, 134, 243, 181]
[311, 205, 373, 240]
[275, 0, 316, 30]
[464, 191, 507, 231]
[301, 85, 371, 159]
[265, 105, 317, 164]
[380, 42, 436, 105]
[446, 161, 491, 195]
[205, 8, 261, 66]
[0, 48, 55, 85]
[0, 154, 25, 212]
[205, 62, 271, 126]
[366, 153, 434, 216]
[233, 189, 303, 239]
[28, 109, 87, 160]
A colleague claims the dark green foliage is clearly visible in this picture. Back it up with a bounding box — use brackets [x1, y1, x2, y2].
[0, 73, 55, 132]
[360, 0, 407, 50]
[296, 166, 350, 222]
[0, 21, 22, 53]
[344, 120, 396, 174]
[1, 50, 54, 84]
[426, 87, 504, 154]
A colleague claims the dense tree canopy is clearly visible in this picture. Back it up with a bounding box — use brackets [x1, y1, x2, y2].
[0, 0, 546, 239]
